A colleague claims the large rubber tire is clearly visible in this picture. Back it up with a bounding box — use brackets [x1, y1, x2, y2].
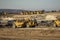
[31, 25, 35, 28]
[22, 24, 26, 28]
[53, 23, 58, 27]
[55, 24, 58, 27]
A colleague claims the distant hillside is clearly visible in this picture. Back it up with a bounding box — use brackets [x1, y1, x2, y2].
[0, 9, 26, 13]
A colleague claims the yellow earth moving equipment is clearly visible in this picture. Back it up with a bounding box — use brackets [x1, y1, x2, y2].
[12, 19, 26, 28]
[25, 18, 38, 28]
[54, 18, 60, 27]
[12, 18, 38, 28]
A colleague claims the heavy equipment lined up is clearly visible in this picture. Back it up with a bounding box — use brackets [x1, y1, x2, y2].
[0, 15, 60, 28]
[0, 10, 60, 28]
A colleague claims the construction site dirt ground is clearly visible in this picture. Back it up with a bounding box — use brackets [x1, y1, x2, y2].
[0, 12, 60, 40]
[0, 28, 60, 40]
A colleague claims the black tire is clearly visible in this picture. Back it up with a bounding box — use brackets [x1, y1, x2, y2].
[22, 24, 26, 28]
[20, 25, 26, 28]
[53, 23, 58, 27]
[55, 25, 58, 27]
[32, 25, 35, 28]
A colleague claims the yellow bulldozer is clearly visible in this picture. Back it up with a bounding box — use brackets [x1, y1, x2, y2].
[12, 18, 38, 28]
[25, 18, 38, 28]
[54, 19, 60, 27]
[53, 17, 60, 27]
[12, 18, 26, 28]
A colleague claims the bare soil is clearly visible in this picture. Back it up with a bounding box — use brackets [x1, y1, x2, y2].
[0, 28, 60, 40]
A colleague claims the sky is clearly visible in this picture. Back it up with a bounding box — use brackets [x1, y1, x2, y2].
[0, 0, 60, 11]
